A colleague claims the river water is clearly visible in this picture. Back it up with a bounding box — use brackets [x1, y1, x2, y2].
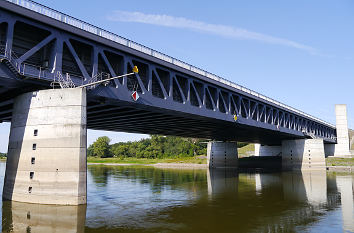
[0, 161, 353, 233]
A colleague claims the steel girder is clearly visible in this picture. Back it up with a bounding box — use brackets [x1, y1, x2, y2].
[0, 2, 336, 144]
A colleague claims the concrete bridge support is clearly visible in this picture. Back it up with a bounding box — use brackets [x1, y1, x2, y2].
[3, 88, 87, 205]
[254, 144, 281, 157]
[332, 105, 351, 157]
[282, 139, 326, 171]
[324, 105, 352, 157]
[207, 142, 238, 168]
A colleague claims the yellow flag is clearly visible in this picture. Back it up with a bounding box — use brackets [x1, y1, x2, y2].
[234, 115, 238, 121]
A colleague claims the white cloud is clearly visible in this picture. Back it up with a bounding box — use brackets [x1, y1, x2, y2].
[107, 10, 317, 54]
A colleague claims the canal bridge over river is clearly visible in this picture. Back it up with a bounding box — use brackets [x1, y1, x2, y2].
[0, 0, 351, 205]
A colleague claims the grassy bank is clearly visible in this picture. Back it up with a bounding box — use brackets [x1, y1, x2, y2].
[88, 156, 354, 167]
[88, 143, 255, 165]
[87, 156, 207, 164]
[326, 157, 354, 166]
[238, 144, 255, 157]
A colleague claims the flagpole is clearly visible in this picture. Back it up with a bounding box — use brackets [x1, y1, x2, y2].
[77, 66, 139, 88]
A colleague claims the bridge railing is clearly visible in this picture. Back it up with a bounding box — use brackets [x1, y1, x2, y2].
[0, 44, 53, 81]
[3, 0, 335, 128]
[19, 63, 52, 80]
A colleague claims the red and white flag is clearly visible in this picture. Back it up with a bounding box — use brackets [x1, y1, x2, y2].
[131, 91, 139, 101]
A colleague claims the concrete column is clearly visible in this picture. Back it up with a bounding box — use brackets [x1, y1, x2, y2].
[2, 201, 86, 233]
[350, 130, 354, 151]
[207, 141, 238, 168]
[333, 105, 351, 157]
[3, 88, 87, 205]
[254, 144, 281, 156]
[282, 139, 326, 171]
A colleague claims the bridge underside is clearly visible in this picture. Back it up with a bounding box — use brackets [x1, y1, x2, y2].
[85, 97, 304, 145]
[0, 74, 302, 145]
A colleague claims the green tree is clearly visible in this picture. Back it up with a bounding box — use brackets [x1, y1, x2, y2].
[90, 135, 208, 159]
[91, 136, 112, 158]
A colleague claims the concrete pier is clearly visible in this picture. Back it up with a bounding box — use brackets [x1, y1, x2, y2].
[333, 105, 351, 157]
[255, 144, 281, 157]
[207, 142, 238, 168]
[324, 105, 352, 157]
[3, 88, 87, 205]
[282, 139, 326, 171]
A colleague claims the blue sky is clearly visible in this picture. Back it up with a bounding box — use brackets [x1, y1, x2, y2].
[0, 0, 353, 152]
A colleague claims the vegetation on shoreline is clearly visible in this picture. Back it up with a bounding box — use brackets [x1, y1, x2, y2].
[87, 135, 255, 163]
[0, 152, 6, 160]
[87, 156, 207, 164]
[326, 157, 354, 166]
[88, 135, 208, 159]
[238, 144, 255, 157]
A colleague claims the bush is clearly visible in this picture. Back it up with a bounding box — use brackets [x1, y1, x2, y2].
[93, 135, 207, 159]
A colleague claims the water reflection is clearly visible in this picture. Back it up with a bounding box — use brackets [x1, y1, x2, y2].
[282, 171, 327, 206]
[2, 201, 86, 233]
[85, 166, 208, 232]
[0, 163, 353, 233]
[207, 169, 238, 196]
[335, 175, 354, 232]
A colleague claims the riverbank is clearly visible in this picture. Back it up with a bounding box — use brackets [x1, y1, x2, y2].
[326, 157, 354, 172]
[87, 156, 354, 172]
[87, 156, 207, 165]
[326, 157, 354, 166]
[0, 156, 352, 171]
[87, 157, 208, 169]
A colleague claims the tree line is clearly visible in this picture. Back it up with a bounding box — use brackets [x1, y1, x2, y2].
[87, 135, 208, 158]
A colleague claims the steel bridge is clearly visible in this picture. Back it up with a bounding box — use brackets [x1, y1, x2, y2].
[0, 0, 336, 145]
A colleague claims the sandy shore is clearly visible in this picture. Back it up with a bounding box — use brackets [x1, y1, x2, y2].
[88, 162, 354, 172]
[88, 163, 136, 166]
[151, 163, 207, 169]
[326, 166, 354, 172]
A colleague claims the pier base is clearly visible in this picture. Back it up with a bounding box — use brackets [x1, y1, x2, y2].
[207, 142, 238, 168]
[282, 139, 326, 171]
[3, 88, 87, 205]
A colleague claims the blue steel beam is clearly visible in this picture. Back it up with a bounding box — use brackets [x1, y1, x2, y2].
[0, 0, 337, 144]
